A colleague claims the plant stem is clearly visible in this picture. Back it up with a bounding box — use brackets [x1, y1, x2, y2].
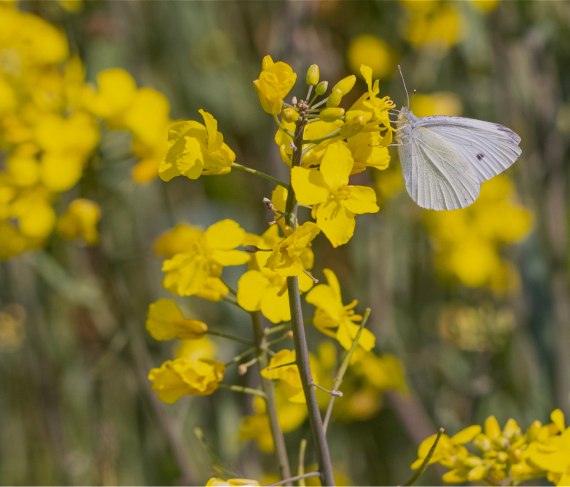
[218, 383, 266, 398]
[224, 346, 256, 367]
[251, 311, 292, 483]
[231, 162, 288, 188]
[265, 472, 321, 487]
[204, 330, 253, 346]
[323, 309, 371, 434]
[298, 439, 308, 487]
[285, 118, 335, 487]
[219, 277, 238, 296]
[402, 428, 445, 486]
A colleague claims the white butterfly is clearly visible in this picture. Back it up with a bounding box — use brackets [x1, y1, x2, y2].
[394, 73, 522, 211]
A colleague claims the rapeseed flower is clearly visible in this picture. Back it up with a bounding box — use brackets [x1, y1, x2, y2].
[148, 357, 225, 404]
[146, 299, 207, 341]
[266, 222, 320, 277]
[292, 141, 379, 247]
[253, 55, 297, 115]
[305, 268, 375, 352]
[57, 198, 101, 245]
[162, 219, 249, 297]
[159, 110, 235, 181]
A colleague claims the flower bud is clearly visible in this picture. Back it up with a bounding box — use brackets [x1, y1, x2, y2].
[339, 115, 365, 138]
[282, 107, 299, 123]
[244, 245, 259, 253]
[261, 55, 274, 71]
[306, 64, 320, 86]
[326, 89, 343, 108]
[315, 81, 328, 96]
[332, 75, 356, 96]
[320, 107, 345, 123]
[525, 420, 542, 442]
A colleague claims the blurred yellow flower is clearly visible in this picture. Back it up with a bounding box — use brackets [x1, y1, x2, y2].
[57, 198, 101, 245]
[0, 303, 26, 352]
[175, 336, 217, 361]
[348, 35, 395, 80]
[206, 478, 259, 486]
[305, 268, 375, 352]
[86, 68, 137, 122]
[292, 141, 379, 247]
[154, 222, 204, 257]
[162, 219, 249, 296]
[253, 55, 297, 115]
[146, 299, 207, 341]
[266, 221, 320, 277]
[470, 0, 500, 13]
[148, 357, 225, 404]
[159, 110, 235, 181]
[411, 92, 463, 117]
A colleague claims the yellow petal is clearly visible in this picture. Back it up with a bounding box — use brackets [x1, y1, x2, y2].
[260, 285, 291, 324]
[551, 409, 566, 433]
[210, 249, 250, 266]
[451, 425, 482, 444]
[485, 416, 501, 440]
[316, 200, 356, 248]
[199, 109, 223, 151]
[343, 186, 380, 215]
[291, 167, 329, 206]
[205, 219, 246, 250]
[237, 271, 268, 312]
[319, 141, 353, 191]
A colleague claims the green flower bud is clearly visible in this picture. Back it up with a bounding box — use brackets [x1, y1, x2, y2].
[320, 107, 345, 122]
[282, 107, 300, 123]
[332, 75, 356, 96]
[339, 114, 365, 138]
[315, 81, 328, 96]
[326, 89, 343, 108]
[306, 64, 320, 86]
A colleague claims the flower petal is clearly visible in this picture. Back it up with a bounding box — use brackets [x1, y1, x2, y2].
[237, 270, 268, 312]
[205, 219, 246, 250]
[316, 200, 356, 248]
[343, 186, 380, 214]
[291, 167, 330, 206]
[319, 141, 353, 191]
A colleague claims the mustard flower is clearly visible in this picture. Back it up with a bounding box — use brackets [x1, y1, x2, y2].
[57, 198, 101, 245]
[305, 268, 375, 352]
[237, 226, 314, 323]
[148, 357, 225, 404]
[146, 299, 207, 341]
[291, 141, 379, 247]
[265, 222, 320, 277]
[162, 219, 249, 297]
[206, 478, 259, 486]
[159, 110, 235, 181]
[261, 350, 306, 402]
[253, 55, 297, 115]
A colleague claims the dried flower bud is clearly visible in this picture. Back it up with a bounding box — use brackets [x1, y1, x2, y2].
[282, 107, 299, 123]
[244, 245, 259, 253]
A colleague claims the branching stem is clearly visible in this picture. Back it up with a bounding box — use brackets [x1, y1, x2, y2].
[231, 162, 288, 188]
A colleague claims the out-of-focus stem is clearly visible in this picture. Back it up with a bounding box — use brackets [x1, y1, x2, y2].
[285, 118, 335, 487]
[251, 311, 292, 483]
[231, 162, 288, 188]
[402, 428, 444, 486]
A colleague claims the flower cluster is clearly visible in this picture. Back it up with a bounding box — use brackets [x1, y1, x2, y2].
[412, 410, 570, 485]
[424, 175, 532, 293]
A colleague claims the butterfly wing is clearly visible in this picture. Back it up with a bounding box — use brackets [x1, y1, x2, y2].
[414, 116, 522, 183]
[399, 126, 481, 211]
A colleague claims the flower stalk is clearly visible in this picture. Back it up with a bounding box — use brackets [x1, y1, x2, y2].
[251, 311, 292, 483]
[285, 115, 335, 487]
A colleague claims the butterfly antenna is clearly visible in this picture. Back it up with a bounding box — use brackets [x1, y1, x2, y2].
[398, 65, 410, 108]
[411, 89, 417, 108]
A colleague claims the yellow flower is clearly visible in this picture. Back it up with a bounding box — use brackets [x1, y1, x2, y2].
[162, 219, 249, 296]
[175, 336, 217, 361]
[305, 269, 375, 352]
[146, 299, 207, 341]
[0, 222, 27, 260]
[410, 92, 463, 117]
[154, 222, 205, 257]
[348, 35, 395, 80]
[238, 226, 314, 323]
[265, 222, 320, 277]
[159, 110, 235, 181]
[291, 141, 379, 247]
[206, 478, 259, 486]
[253, 55, 297, 115]
[85, 68, 137, 121]
[57, 198, 101, 245]
[148, 357, 225, 404]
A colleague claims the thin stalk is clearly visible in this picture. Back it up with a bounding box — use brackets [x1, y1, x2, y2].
[232, 162, 288, 188]
[323, 309, 371, 434]
[217, 383, 266, 398]
[297, 439, 308, 487]
[251, 311, 292, 483]
[302, 128, 341, 146]
[273, 114, 296, 138]
[222, 294, 242, 309]
[265, 472, 320, 487]
[224, 346, 256, 367]
[219, 277, 237, 296]
[402, 428, 444, 486]
[204, 330, 253, 346]
[310, 97, 329, 109]
[285, 118, 335, 487]
[265, 323, 292, 336]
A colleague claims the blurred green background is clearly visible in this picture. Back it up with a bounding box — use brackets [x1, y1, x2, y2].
[1, 0, 569, 485]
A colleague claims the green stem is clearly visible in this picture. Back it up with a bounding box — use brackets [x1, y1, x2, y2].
[265, 323, 293, 336]
[402, 428, 445, 486]
[298, 439, 308, 487]
[217, 383, 265, 398]
[224, 346, 256, 367]
[222, 294, 242, 309]
[204, 330, 253, 346]
[273, 114, 296, 139]
[219, 277, 237, 296]
[323, 309, 371, 433]
[483, 478, 500, 487]
[302, 128, 341, 146]
[285, 118, 335, 487]
[251, 311, 292, 483]
[232, 162, 288, 188]
[265, 472, 320, 487]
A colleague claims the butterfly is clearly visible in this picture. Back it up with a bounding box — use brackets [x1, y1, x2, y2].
[394, 69, 522, 211]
